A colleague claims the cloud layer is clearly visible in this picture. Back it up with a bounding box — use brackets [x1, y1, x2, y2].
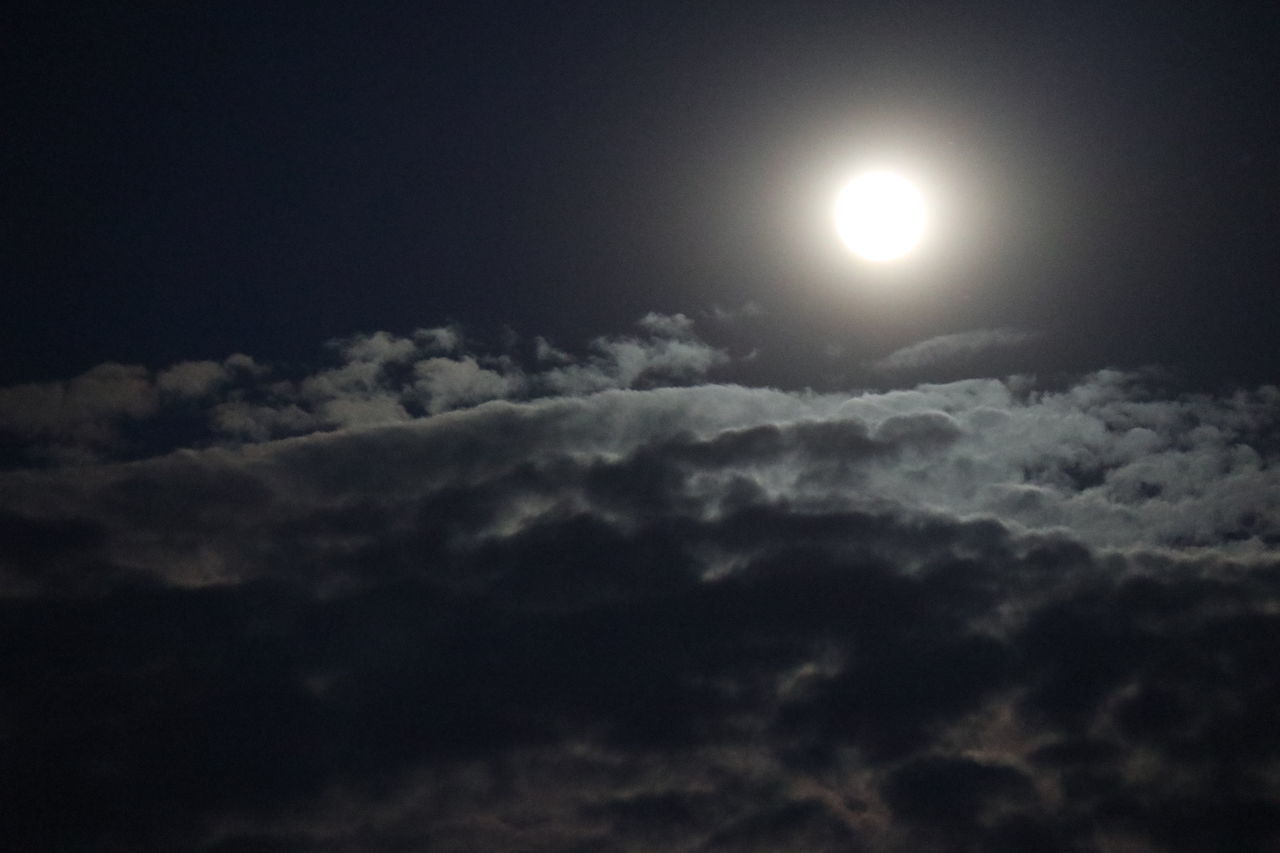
[2, 319, 1279, 852]
[0, 315, 726, 464]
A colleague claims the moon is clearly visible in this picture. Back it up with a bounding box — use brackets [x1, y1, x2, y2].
[834, 171, 927, 262]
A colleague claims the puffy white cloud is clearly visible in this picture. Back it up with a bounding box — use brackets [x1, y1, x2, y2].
[412, 356, 524, 414]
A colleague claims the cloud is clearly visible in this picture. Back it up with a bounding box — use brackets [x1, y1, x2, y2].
[156, 360, 231, 399]
[703, 301, 765, 325]
[0, 354, 271, 462]
[637, 310, 698, 338]
[0, 363, 157, 462]
[873, 327, 1039, 373]
[0, 315, 726, 462]
[539, 313, 727, 395]
[2, 321, 1279, 852]
[412, 355, 524, 414]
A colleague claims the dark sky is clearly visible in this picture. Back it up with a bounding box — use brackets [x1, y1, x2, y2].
[8, 1, 1278, 386]
[4, 3, 1280, 852]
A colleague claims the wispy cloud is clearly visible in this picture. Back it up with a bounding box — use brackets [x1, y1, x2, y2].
[873, 327, 1039, 373]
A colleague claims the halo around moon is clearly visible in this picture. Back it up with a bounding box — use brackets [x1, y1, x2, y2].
[834, 171, 927, 262]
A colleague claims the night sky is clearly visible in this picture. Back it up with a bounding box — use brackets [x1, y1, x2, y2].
[4, 3, 1280, 851]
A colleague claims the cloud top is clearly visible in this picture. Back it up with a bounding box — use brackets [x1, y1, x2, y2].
[0, 315, 725, 464]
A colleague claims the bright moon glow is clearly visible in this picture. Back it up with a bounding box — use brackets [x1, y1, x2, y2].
[834, 171, 927, 262]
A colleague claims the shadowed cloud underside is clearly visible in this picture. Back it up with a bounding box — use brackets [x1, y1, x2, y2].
[2, 318, 1279, 852]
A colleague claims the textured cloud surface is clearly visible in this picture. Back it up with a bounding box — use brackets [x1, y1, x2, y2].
[0, 316, 726, 464]
[3, 319, 1279, 852]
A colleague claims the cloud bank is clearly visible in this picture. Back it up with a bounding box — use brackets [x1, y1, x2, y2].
[0, 314, 726, 464]
[2, 317, 1279, 852]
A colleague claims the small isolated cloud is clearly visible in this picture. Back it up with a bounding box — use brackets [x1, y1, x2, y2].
[873, 327, 1038, 373]
[704, 301, 765, 324]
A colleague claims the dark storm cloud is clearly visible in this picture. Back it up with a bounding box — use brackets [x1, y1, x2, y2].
[5, 501, 1279, 850]
[2, 322, 1279, 851]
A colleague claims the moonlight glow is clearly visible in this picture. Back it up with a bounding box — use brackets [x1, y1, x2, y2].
[834, 171, 927, 262]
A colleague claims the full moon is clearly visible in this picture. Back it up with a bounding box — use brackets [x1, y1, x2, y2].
[834, 171, 927, 262]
